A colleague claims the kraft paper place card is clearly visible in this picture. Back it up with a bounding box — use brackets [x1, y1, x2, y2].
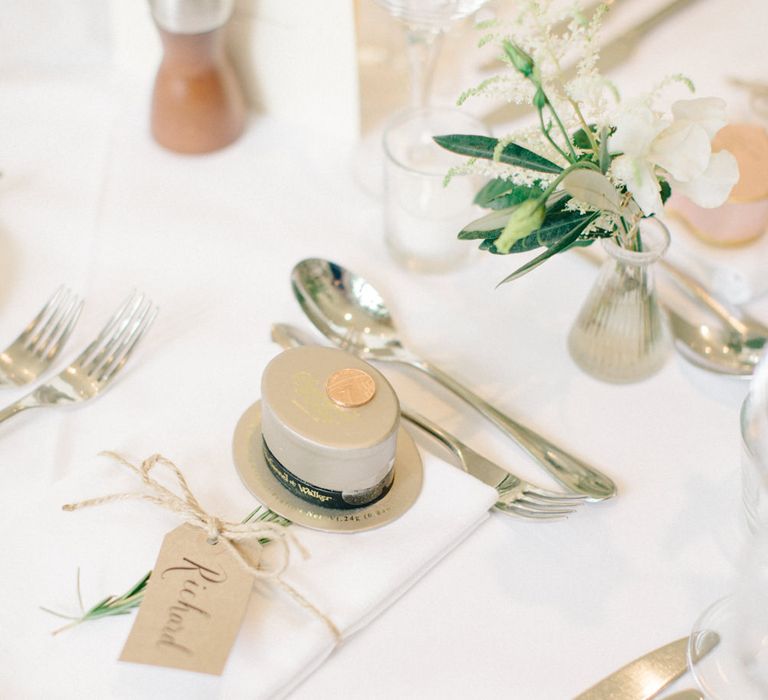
[120, 524, 254, 675]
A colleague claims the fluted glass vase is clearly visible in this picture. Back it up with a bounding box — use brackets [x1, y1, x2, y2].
[568, 217, 671, 383]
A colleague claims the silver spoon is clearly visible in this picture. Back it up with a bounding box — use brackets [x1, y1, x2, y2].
[667, 309, 763, 377]
[290, 258, 617, 501]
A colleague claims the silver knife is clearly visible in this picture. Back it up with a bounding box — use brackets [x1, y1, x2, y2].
[574, 634, 717, 700]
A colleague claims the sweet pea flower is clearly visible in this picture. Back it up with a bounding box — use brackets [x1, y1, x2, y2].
[608, 97, 739, 215]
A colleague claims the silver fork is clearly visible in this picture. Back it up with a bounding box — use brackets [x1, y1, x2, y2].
[402, 409, 587, 520]
[0, 287, 83, 387]
[0, 292, 157, 426]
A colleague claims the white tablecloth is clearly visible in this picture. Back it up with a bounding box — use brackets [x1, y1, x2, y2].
[1, 0, 767, 697]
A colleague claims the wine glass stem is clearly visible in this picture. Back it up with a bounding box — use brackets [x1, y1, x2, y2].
[404, 26, 443, 109]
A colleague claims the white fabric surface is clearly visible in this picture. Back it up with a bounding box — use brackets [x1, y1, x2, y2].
[0, 0, 767, 697]
[0, 451, 495, 698]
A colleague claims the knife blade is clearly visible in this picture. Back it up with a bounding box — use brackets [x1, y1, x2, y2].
[574, 634, 717, 700]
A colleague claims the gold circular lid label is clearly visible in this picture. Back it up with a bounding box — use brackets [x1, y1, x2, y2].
[325, 368, 376, 408]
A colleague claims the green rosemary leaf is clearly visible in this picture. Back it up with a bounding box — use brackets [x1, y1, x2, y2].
[39, 607, 79, 621]
[87, 596, 118, 613]
[44, 506, 290, 633]
[123, 571, 151, 599]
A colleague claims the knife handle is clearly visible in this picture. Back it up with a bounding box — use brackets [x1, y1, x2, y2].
[404, 356, 616, 501]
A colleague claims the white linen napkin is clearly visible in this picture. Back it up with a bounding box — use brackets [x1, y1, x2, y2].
[0, 448, 496, 699]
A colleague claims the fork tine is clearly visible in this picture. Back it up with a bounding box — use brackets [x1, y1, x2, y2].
[98, 303, 157, 383]
[32, 293, 79, 357]
[523, 487, 588, 504]
[521, 489, 587, 507]
[20, 286, 67, 347]
[86, 296, 149, 377]
[496, 502, 572, 520]
[43, 299, 84, 361]
[513, 497, 578, 515]
[74, 292, 143, 368]
[497, 473, 586, 507]
[30, 290, 74, 354]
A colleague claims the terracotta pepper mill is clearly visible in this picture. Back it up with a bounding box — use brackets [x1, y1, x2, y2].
[149, 0, 246, 154]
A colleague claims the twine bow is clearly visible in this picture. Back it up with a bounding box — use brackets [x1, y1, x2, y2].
[63, 451, 341, 641]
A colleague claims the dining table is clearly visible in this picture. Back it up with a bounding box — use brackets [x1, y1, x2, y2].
[1, 0, 767, 697]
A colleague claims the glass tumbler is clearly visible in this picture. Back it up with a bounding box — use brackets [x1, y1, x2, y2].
[688, 536, 768, 699]
[742, 352, 768, 534]
[382, 107, 487, 273]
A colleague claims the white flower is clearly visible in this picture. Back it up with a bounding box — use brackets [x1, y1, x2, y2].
[608, 97, 739, 215]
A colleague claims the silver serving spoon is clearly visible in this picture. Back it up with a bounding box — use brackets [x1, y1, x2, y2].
[291, 258, 616, 501]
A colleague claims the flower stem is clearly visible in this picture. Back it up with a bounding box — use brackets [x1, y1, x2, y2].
[543, 95, 578, 161]
[537, 159, 601, 204]
[567, 96, 600, 157]
[537, 106, 570, 161]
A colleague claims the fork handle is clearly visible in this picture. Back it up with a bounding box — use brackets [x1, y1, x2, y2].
[0, 395, 39, 426]
[402, 357, 616, 501]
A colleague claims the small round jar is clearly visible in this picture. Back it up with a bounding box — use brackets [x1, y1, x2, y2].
[260, 346, 400, 509]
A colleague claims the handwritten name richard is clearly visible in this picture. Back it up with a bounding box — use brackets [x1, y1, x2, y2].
[155, 557, 228, 656]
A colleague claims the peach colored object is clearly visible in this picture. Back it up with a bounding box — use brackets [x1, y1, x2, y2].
[667, 123, 768, 246]
[150, 1, 245, 154]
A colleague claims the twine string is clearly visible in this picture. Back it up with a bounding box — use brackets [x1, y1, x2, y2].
[63, 451, 341, 641]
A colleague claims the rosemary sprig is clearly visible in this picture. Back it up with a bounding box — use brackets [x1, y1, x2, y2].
[40, 569, 151, 635]
[42, 506, 288, 634]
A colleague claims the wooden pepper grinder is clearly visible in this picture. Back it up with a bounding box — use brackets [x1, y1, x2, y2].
[149, 0, 246, 154]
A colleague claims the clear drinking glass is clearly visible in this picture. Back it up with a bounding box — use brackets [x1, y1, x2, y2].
[382, 106, 487, 273]
[688, 536, 768, 699]
[688, 359, 768, 699]
[741, 352, 768, 534]
[568, 218, 671, 383]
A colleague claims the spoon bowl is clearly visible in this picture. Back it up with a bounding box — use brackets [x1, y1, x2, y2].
[291, 258, 402, 358]
[291, 258, 617, 501]
[668, 310, 764, 377]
